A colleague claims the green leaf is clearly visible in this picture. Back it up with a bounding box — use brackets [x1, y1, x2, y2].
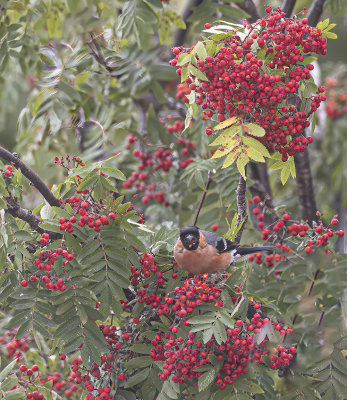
[126, 356, 153, 369]
[124, 368, 150, 388]
[188, 65, 208, 81]
[245, 147, 265, 162]
[0, 359, 17, 381]
[198, 367, 217, 392]
[213, 320, 227, 345]
[193, 42, 207, 61]
[129, 344, 152, 354]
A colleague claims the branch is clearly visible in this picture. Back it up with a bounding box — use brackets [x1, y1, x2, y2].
[307, 0, 327, 27]
[235, 174, 248, 244]
[237, 0, 260, 23]
[294, 152, 318, 223]
[173, 0, 204, 47]
[5, 197, 44, 234]
[281, 0, 297, 18]
[0, 146, 61, 207]
[193, 172, 212, 226]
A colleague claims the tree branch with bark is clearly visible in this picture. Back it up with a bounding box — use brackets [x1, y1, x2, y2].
[0, 146, 61, 207]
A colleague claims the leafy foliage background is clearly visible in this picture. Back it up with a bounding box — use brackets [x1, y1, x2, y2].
[0, 0, 347, 399]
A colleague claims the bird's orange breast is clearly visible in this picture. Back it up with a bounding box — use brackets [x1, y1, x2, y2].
[174, 233, 231, 275]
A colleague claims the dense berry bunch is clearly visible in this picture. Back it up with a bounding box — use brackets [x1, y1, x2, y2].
[131, 253, 178, 311]
[161, 278, 224, 318]
[149, 282, 295, 388]
[171, 7, 328, 160]
[176, 83, 191, 103]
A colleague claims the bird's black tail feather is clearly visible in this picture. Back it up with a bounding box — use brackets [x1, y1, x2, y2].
[236, 246, 275, 256]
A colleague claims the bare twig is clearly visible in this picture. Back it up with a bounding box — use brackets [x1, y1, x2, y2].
[237, 0, 260, 23]
[235, 174, 248, 244]
[281, 0, 297, 18]
[193, 172, 212, 226]
[0, 146, 61, 207]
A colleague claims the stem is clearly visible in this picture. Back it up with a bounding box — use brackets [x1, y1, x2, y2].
[235, 174, 248, 244]
[193, 172, 212, 226]
[0, 146, 61, 207]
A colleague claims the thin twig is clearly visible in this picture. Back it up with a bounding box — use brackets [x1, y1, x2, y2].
[235, 174, 248, 244]
[0, 146, 61, 207]
[193, 172, 212, 226]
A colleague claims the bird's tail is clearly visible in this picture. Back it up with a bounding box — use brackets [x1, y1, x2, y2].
[237, 246, 275, 256]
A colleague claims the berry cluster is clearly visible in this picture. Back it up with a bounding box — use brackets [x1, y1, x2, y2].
[149, 279, 295, 388]
[176, 83, 191, 103]
[27, 234, 73, 291]
[161, 278, 223, 318]
[247, 196, 344, 268]
[325, 76, 347, 120]
[171, 7, 328, 160]
[124, 128, 195, 205]
[131, 253, 178, 311]
[2, 163, 14, 178]
[0, 328, 30, 359]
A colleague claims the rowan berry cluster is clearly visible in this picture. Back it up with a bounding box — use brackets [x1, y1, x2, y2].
[176, 83, 191, 103]
[247, 195, 344, 268]
[2, 163, 14, 178]
[171, 7, 328, 161]
[149, 278, 295, 388]
[325, 76, 347, 120]
[124, 129, 195, 205]
[132, 253, 178, 311]
[0, 328, 30, 359]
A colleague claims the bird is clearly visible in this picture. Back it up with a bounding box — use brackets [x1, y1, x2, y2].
[174, 226, 275, 275]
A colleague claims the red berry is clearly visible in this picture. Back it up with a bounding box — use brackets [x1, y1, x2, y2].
[331, 218, 338, 225]
[204, 23, 211, 29]
[304, 247, 311, 254]
[253, 196, 260, 203]
[337, 230, 344, 237]
[283, 213, 290, 221]
[21, 280, 28, 287]
[211, 224, 218, 232]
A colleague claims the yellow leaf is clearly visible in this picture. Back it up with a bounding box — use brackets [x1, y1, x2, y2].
[243, 136, 271, 158]
[213, 116, 241, 131]
[209, 126, 241, 146]
[280, 165, 291, 185]
[237, 153, 249, 179]
[222, 150, 240, 169]
[242, 123, 265, 137]
[211, 140, 239, 159]
[245, 147, 265, 162]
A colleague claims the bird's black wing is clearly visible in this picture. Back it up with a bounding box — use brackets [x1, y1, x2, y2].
[200, 230, 239, 253]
